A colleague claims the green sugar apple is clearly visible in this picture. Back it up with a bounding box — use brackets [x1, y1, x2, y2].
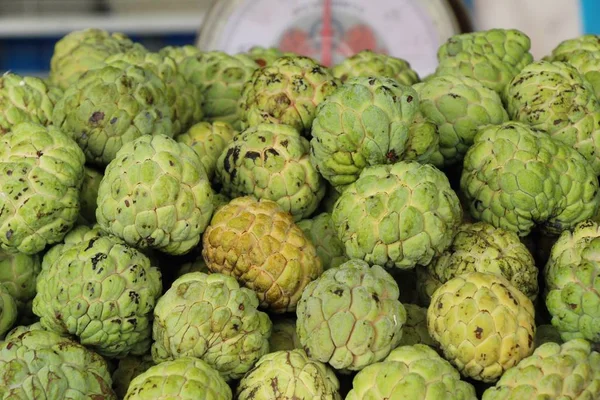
[460, 122, 600, 236]
[297, 212, 349, 270]
[435, 28, 534, 94]
[96, 134, 214, 255]
[52, 63, 174, 167]
[332, 49, 420, 85]
[296, 259, 407, 371]
[332, 161, 462, 269]
[0, 250, 41, 320]
[0, 122, 85, 254]
[216, 123, 325, 221]
[238, 55, 339, 135]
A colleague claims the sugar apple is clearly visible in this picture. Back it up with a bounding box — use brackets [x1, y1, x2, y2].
[237, 349, 341, 400]
[544, 220, 600, 343]
[296, 259, 407, 371]
[435, 28, 534, 94]
[124, 357, 232, 400]
[504, 60, 600, 174]
[176, 120, 237, 180]
[158, 44, 201, 63]
[216, 123, 325, 221]
[396, 304, 437, 348]
[417, 222, 538, 305]
[332, 50, 420, 85]
[0, 72, 63, 135]
[0, 250, 41, 320]
[414, 74, 509, 166]
[297, 212, 349, 270]
[269, 317, 301, 352]
[33, 234, 163, 358]
[179, 51, 257, 129]
[105, 49, 204, 135]
[4, 321, 49, 340]
[96, 134, 214, 255]
[151, 272, 272, 380]
[332, 161, 463, 269]
[202, 196, 322, 313]
[0, 122, 85, 255]
[238, 55, 339, 135]
[49, 28, 143, 90]
[79, 166, 103, 224]
[427, 271, 536, 382]
[482, 339, 600, 399]
[244, 46, 291, 67]
[52, 63, 174, 167]
[346, 344, 477, 400]
[40, 223, 106, 270]
[0, 284, 16, 337]
[112, 354, 155, 399]
[534, 324, 563, 348]
[309, 77, 421, 192]
[460, 122, 600, 236]
[0, 329, 116, 398]
[547, 34, 600, 97]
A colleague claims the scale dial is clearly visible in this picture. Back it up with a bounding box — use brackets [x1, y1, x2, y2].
[197, 0, 470, 77]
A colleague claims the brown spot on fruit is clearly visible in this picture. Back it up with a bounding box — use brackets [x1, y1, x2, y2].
[89, 111, 105, 123]
[474, 326, 483, 339]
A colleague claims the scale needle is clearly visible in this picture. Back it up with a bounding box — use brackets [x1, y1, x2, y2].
[320, 0, 333, 66]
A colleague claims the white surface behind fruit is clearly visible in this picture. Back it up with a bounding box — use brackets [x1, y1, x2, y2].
[473, 0, 581, 59]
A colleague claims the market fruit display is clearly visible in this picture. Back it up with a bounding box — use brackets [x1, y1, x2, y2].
[151, 272, 272, 380]
[296, 259, 407, 371]
[216, 123, 325, 220]
[238, 55, 339, 135]
[2, 26, 600, 398]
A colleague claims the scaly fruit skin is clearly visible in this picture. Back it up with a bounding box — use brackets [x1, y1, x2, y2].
[96, 135, 214, 255]
[0, 72, 63, 135]
[176, 121, 237, 180]
[79, 166, 103, 224]
[332, 161, 462, 269]
[310, 77, 420, 192]
[217, 123, 325, 221]
[151, 272, 272, 381]
[460, 122, 600, 237]
[112, 354, 155, 400]
[33, 235, 163, 358]
[244, 46, 291, 67]
[124, 357, 232, 400]
[0, 122, 85, 255]
[268, 317, 302, 352]
[238, 56, 339, 135]
[435, 28, 534, 94]
[202, 196, 322, 313]
[297, 212, 349, 270]
[158, 45, 201, 63]
[105, 50, 204, 135]
[482, 339, 600, 400]
[332, 50, 420, 85]
[417, 222, 538, 305]
[0, 284, 16, 337]
[4, 321, 48, 340]
[414, 74, 508, 166]
[346, 344, 477, 400]
[0, 329, 116, 399]
[237, 349, 341, 400]
[544, 220, 600, 343]
[41, 224, 105, 270]
[396, 304, 437, 348]
[179, 51, 257, 129]
[504, 61, 600, 174]
[296, 259, 407, 371]
[427, 271, 536, 383]
[0, 250, 41, 319]
[49, 28, 142, 90]
[52, 64, 174, 167]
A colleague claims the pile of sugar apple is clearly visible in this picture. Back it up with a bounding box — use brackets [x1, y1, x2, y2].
[0, 27, 599, 399]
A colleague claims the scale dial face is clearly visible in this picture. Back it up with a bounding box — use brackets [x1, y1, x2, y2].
[197, 0, 464, 76]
